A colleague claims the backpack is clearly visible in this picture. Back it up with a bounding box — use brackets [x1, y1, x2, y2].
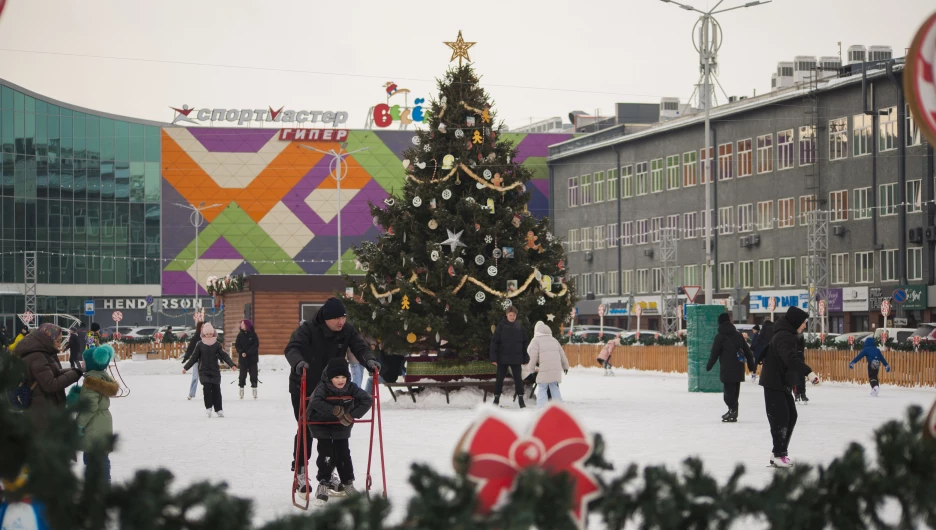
[7, 378, 37, 411]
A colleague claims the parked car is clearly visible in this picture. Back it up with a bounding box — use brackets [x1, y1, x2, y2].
[873, 327, 916, 343]
[832, 332, 871, 346]
[910, 323, 936, 341]
[101, 326, 134, 340]
[803, 332, 840, 342]
[122, 327, 160, 340]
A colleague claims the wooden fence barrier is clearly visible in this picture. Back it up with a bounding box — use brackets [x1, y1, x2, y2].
[562, 345, 936, 388]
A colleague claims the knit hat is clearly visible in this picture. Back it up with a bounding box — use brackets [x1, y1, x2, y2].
[325, 357, 351, 381]
[784, 307, 809, 329]
[753, 324, 761, 332]
[90, 323, 101, 333]
[321, 297, 347, 321]
[36, 323, 62, 344]
[718, 313, 731, 325]
[201, 322, 218, 346]
[83, 344, 115, 371]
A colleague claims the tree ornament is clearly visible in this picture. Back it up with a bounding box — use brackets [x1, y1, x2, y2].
[384, 198, 395, 207]
[492, 248, 502, 259]
[467, 116, 476, 127]
[475, 291, 486, 302]
[537, 296, 546, 306]
[483, 169, 492, 180]
[464, 314, 468, 322]
[526, 231, 540, 250]
[401, 295, 410, 310]
[475, 255, 485, 265]
[545, 231, 554, 242]
[442, 189, 452, 200]
[442, 154, 455, 170]
[438, 123, 447, 133]
[440, 229, 467, 252]
[430, 250, 440, 262]
[372, 311, 377, 320]
[455, 257, 464, 266]
[486, 198, 495, 213]
[406, 332, 417, 344]
[455, 129, 465, 139]
[501, 300, 512, 310]
[412, 136, 421, 145]
[402, 159, 411, 170]
[484, 235, 493, 244]
[426, 325, 432, 332]
[547, 313, 556, 322]
[415, 297, 422, 304]
[512, 214, 522, 228]
[465, 196, 476, 203]
[448, 266, 455, 276]
[430, 198, 437, 209]
[476, 182, 485, 190]
[558, 259, 565, 270]
[542, 276, 553, 291]
[472, 130, 483, 144]
[436, 332, 441, 343]
[481, 107, 491, 123]
[416, 161, 427, 169]
[428, 219, 438, 230]
[491, 173, 503, 187]
[503, 247, 515, 259]
[423, 143, 431, 152]
[487, 265, 498, 276]
[534, 269, 543, 281]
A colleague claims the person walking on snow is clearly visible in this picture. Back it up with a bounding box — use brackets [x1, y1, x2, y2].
[305, 357, 373, 504]
[759, 307, 821, 468]
[525, 321, 570, 408]
[181, 321, 204, 400]
[490, 304, 529, 408]
[235, 320, 260, 399]
[67, 327, 84, 369]
[182, 323, 237, 417]
[284, 297, 378, 497]
[850, 337, 890, 396]
[706, 313, 755, 423]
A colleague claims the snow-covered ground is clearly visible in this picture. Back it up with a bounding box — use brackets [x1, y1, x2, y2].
[99, 357, 935, 527]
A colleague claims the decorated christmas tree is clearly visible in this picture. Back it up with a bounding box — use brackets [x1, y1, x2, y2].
[345, 41, 575, 360]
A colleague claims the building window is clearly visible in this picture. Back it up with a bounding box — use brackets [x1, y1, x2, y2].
[651, 158, 664, 193]
[831, 253, 848, 284]
[593, 172, 605, 203]
[580, 273, 592, 296]
[757, 201, 773, 231]
[879, 107, 898, 152]
[879, 183, 897, 216]
[594, 225, 605, 250]
[666, 155, 680, 190]
[737, 139, 753, 177]
[881, 249, 898, 282]
[667, 214, 679, 240]
[581, 227, 593, 251]
[800, 195, 816, 225]
[580, 174, 592, 205]
[567, 177, 579, 207]
[718, 142, 733, 180]
[854, 187, 872, 219]
[700, 147, 714, 183]
[853, 114, 872, 157]
[909, 247, 923, 281]
[683, 212, 698, 239]
[738, 204, 754, 232]
[799, 125, 816, 166]
[683, 265, 698, 287]
[636, 162, 649, 196]
[683, 151, 697, 187]
[623, 270, 634, 294]
[757, 134, 773, 174]
[778, 198, 795, 228]
[907, 103, 922, 146]
[777, 129, 794, 170]
[830, 117, 848, 161]
[908, 179, 922, 213]
[801, 256, 810, 287]
[608, 223, 618, 248]
[719, 262, 734, 290]
[568, 229, 579, 252]
[652, 268, 664, 293]
[609, 270, 619, 295]
[607, 168, 618, 200]
[779, 257, 796, 287]
[830, 190, 849, 221]
[759, 259, 775, 288]
[637, 269, 650, 294]
[651, 217, 663, 243]
[622, 221, 634, 246]
[855, 251, 874, 283]
[740, 261, 754, 289]
[718, 206, 733, 235]
[637, 219, 648, 245]
[621, 165, 633, 199]
[595, 272, 605, 296]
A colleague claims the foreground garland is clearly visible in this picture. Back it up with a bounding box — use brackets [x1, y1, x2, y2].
[1, 348, 935, 529]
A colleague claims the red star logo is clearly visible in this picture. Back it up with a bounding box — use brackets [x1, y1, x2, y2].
[170, 106, 194, 116]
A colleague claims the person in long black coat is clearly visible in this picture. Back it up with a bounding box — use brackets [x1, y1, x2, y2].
[706, 313, 755, 422]
[759, 307, 821, 468]
[235, 319, 260, 399]
[68, 327, 85, 369]
[489, 304, 529, 408]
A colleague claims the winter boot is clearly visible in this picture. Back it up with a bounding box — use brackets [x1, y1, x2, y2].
[239, 387, 244, 399]
[518, 396, 526, 409]
[314, 481, 329, 505]
[252, 388, 258, 400]
[799, 394, 809, 404]
[216, 410, 224, 418]
[721, 410, 732, 421]
[206, 408, 213, 418]
[770, 454, 793, 468]
[492, 394, 500, 406]
[722, 409, 738, 423]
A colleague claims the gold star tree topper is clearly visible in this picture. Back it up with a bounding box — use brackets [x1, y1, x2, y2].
[445, 30, 476, 67]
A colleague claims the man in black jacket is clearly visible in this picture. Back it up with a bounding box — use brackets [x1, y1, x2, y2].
[68, 327, 84, 369]
[284, 297, 378, 492]
[706, 313, 755, 423]
[759, 306, 820, 468]
[489, 304, 529, 408]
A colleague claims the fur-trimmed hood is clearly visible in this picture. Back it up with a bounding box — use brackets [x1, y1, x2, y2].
[82, 371, 119, 398]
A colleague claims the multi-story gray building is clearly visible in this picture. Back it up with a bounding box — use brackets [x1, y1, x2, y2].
[549, 60, 934, 335]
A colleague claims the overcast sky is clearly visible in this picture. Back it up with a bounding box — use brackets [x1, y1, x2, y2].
[0, 0, 932, 129]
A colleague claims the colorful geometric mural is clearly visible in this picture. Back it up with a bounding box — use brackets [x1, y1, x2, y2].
[160, 127, 571, 295]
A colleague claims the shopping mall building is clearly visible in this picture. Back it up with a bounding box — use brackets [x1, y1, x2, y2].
[0, 78, 571, 332]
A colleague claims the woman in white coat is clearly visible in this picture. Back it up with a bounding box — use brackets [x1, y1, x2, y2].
[525, 321, 571, 408]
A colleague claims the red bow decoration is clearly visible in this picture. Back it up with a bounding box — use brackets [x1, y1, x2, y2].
[457, 405, 600, 527]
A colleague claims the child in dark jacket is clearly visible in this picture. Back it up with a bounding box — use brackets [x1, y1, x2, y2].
[306, 358, 372, 504]
[850, 336, 890, 396]
[182, 323, 237, 417]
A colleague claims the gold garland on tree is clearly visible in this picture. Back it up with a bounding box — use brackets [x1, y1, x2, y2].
[459, 163, 523, 192]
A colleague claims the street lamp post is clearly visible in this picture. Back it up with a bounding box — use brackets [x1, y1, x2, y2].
[299, 144, 369, 275]
[173, 202, 222, 308]
[659, 0, 770, 305]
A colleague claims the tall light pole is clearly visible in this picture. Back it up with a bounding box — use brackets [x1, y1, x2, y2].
[660, 0, 770, 305]
[300, 144, 369, 275]
[174, 202, 222, 307]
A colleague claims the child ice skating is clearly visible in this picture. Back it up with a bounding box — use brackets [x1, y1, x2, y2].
[305, 358, 373, 505]
[68, 344, 119, 481]
[597, 335, 620, 376]
[182, 323, 237, 417]
[849, 337, 890, 396]
[525, 321, 570, 408]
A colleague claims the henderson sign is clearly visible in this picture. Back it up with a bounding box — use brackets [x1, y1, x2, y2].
[171, 105, 349, 126]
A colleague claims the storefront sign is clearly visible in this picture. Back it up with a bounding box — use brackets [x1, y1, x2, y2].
[101, 298, 205, 310]
[171, 105, 349, 126]
[602, 296, 660, 316]
[836, 286, 869, 312]
[278, 128, 350, 141]
[897, 285, 927, 310]
[750, 290, 808, 314]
